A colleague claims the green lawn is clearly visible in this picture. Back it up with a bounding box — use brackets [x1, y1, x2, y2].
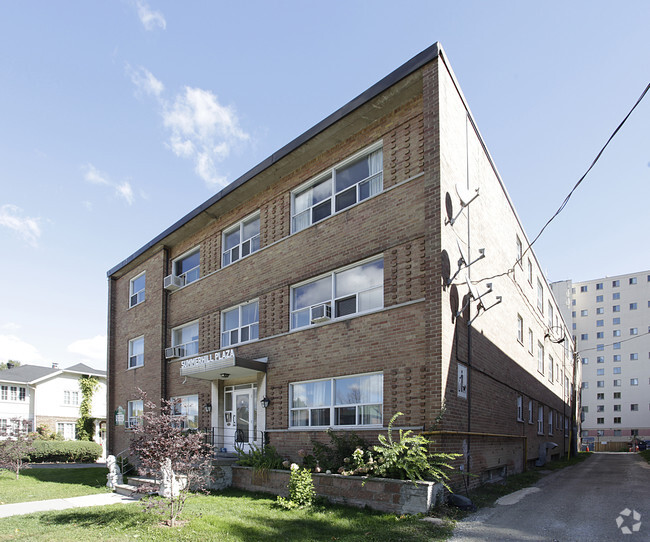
[0, 468, 110, 504]
[0, 488, 453, 541]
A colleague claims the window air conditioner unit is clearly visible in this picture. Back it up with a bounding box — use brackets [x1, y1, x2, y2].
[165, 346, 185, 359]
[311, 303, 332, 324]
[164, 274, 184, 291]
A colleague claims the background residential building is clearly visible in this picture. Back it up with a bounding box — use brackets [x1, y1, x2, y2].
[552, 271, 649, 450]
[0, 362, 107, 450]
[107, 43, 575, 485]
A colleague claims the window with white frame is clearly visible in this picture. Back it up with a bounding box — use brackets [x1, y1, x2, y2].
[1, 385, 26, 402]
[516, 396, 523, 421]
[291, 144, 383, 233]
[129, 272, 146, 307]
[173, 248, 200, 286]
[290, 372, 383, 428]
[0, 386, 5, 401]
[63, 390, 79, 406]
[537, 279, 544, 314]
[221, 300, 259, 347]
[528, 329, 534, 354]
[517, 314, 523, 344]
[537, 405, 544, 434]
[172, 321, 199, 357]
[548, 355, 554, 382]
[537, 342, 544, 374]
[57, 422, 76, 440]
[222, 213, 260, 267]
[528, 400, 533, 424]
[527, 259, 532, 284]
[291, 257, 383, 330]
[128, 336, 144, 369]
[516, 236, 522, 265]
[127, 400, 143, 428]
[547, 302, 554, 328]
[171, 395, 199, 430]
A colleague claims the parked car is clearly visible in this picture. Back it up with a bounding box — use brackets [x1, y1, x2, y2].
[637, 440, 650, 451]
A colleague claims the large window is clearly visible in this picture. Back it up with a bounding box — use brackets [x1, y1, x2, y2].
[1, 385, 26, 402]
[291, 257, 383, 329]
[172, 321, 199, 357]
[221, 301, 259, 347]
[63, 390, 79, 406]
[171, 395, 199, 430]
[291, 145, 383, 233]
[537, 405, 544, 434]
[128, 336, 144, 369]
[173, 248, 200, 286]
[127, 400, 143, 428]
[129, 272, 146, 307]
[290, 373, 383, 428]
[222, 213, 260, 267]
[57, 422, 76, 441]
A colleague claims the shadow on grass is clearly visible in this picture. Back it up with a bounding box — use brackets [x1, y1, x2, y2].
[38, 507, 149, 530]
[19, 468, 109, 489]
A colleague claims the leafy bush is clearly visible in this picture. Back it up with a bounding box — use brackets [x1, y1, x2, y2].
[277, 464, 315, 509]
[235, 443, 286, 471]
[28, 440, 103, 463]
[311, 429, 369, 472]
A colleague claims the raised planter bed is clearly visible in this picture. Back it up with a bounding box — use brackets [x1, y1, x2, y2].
[231, 465, 443, 515]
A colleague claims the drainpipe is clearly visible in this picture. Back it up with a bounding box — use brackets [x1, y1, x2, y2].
[161, 247, 169, 400]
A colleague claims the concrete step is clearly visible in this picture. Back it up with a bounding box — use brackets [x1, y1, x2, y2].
[114, 483, 139, 496]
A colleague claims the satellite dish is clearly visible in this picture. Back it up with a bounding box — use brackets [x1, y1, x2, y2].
[456, 239, 468, 267]
[456, 184, 480, 207]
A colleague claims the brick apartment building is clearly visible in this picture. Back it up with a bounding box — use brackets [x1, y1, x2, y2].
[107, 43, 576, 483]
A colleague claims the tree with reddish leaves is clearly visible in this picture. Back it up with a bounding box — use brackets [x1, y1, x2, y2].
[129, 391, 213, 527]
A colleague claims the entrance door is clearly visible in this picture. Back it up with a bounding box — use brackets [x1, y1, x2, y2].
[224, 385, 256, 452]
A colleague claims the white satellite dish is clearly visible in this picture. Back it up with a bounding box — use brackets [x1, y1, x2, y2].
[456, 184, 480, 207]
[456, 239, 468, 267]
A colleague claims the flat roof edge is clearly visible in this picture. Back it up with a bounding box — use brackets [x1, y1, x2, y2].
[107, 42, 441, 278]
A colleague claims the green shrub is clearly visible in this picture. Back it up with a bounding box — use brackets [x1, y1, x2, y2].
[28, 440, 103, 463]
[235, 443, 285, 471]
[311, 429, 369, 472]
[277, 464, 315, 509]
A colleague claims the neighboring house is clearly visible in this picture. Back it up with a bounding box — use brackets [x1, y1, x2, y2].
[107, 42, 576, 485]
[552, 271, 649, 450]
[0, 363, 107, 451]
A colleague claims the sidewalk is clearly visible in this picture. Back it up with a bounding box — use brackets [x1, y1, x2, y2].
[0, 492, 141, 518]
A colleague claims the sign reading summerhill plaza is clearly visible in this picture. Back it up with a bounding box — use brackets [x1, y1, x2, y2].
[181, 349, 235, 370]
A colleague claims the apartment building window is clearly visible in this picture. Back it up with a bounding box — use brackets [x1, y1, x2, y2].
[584, 406, 590, 413]
[597, 332, 604, 339]
[629, 302, 637, 310]
[596, 295, 603, 302]
[612, 280, 620, 287]
[580, 285, 588, 293]
[629, 277, 637, 285]
[596, 319, 604, 327]
[128, 336, 144, 369]
[596, 282, 603, 290]
[613, 355, 621, 362]
[613, 379, 621, 387]
[614, 430, 622, 436]
[291, 257, 383, 330]
[580, 334, 588, 341]
[548, 411, 553, 435]
[290, 372, 383, 427]
[614, 417, 621, 424]
[547, 302, 554, 328]
[581, 430, 589, 437]
[597, 356, 604, 363]
[613, 317, 620, 325]
[63, 391, 79, 406]
[613, 342, 621, 350]
[516, 396, 523, 422]
[581, 357, 588, 365]
[572, 311, 576, 318]
[597, 418, 604, 425]
[630, 328, 638, 336]
[222, 213, 260, 267]
[582, 381, 588, 389]
[613, 392, 621, 399]
[171, 395, 199, 430]
[129, 272, 146, 308]
[613, 367, 621, 374]
[596, 405, 603, 412]
[171, 321, 199, 357]
[597, 381, 604, 388]
[597, 344, 604, 351]
[572, 299, 576, 306]
[597, 429, 604, 435]
[548, 356, 554, 382]
[537, 406, 544, 434]
[572, 323, 576, 330]
[528, 329, 534, 354]
[57, 422, 76, 441]
[597, 393, 604, 400]
[292, 144, 383, 233]
[630, 378, 639, 386]
[517, 314, 523, 344]
[597, 369, 604, 375]
[631, 404, 639, 411]
[537, 279, 544, 314]
[613, 330, 621, 337]
[556, 363, 560, 382]
[630, 353, 638, 360]
[537, 342, 544, 374]
[516, 236, 522, 265]
[221, 300, 259, 347]
[612, 292, 620, 300]
[127, 400, 143, 428]
[596, 307, 604, 314]
[172, 248, 200, 286]
[528, 400, 533, 424]
[613, 305, 620, 312]
[527, 259, 533, 284]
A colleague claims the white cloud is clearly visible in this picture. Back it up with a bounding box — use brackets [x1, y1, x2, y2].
[135, 0, 166, 31]
[82, 164, 135, 205]
[0, 335, 47, 365]
[0, 322, 21, 332]
[162, 87, 249, 188]
[126, 64, 164, 99]
[67, 335, 107, 364]
[0, 204, 43, 247]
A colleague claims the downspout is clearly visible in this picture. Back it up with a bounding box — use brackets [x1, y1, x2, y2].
[465, 114, 472, 475]
[161, 247, 170, 400]
[106, 276, 114, 455]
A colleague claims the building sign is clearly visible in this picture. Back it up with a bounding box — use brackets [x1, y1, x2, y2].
[115, 406, 125, 426]
[181, 349, 235, 370]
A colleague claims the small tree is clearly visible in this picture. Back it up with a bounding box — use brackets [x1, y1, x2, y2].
[129, 392, 213, 527]
[0, 419, 34, 479]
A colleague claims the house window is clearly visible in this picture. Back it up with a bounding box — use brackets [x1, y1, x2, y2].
[171, 321, 199, 357]
[56, 422, 76, 440]
[171, 395, 199, 430]
[0, 386, 6, 401]
[457, 363, 468, 399]
[222, 213, 260, 267]
[8, 386, 26, 402]
[292, 144, 383, 233]
[631, 404, 639, 411]
[614, 430, 621, 437]
[128, 336, 144, 369]
[528, 329, 534, 354]
[290, 257, 383, 330]
[221, 300, 259, 347]
[528, 400, 533, 424]
[629, 277, 637, 285]
[537, 406, 544, 434]
[127, 400, 143, 428]
[517, 396, 523, 421]
[517, 314, 523, 343]
[290, 372, 383, 427]
[173, 248, 200, 286]
[63, 390, 79, 406]
[630, 378, 639, 386]
[537, 342, 544, 374]
[537, 279, 544, 314]
[129, 272, 146, 307]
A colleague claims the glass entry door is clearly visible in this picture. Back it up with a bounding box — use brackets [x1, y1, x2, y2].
[224, 384, 257, 452]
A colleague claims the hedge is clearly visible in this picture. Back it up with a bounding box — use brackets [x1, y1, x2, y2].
[28, 440, 103, 463]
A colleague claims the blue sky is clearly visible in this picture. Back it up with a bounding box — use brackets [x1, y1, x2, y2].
[0, 1, 648, 370]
